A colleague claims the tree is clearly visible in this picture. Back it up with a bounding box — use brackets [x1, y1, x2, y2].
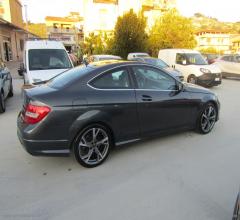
[148, 9, 197, 57]
[110, 10, 148, 59]
[83, 32, 107, 55]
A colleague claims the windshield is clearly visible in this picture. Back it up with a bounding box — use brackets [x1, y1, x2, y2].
[144, 58, 169, 68]
[28, 49, 72, 71]
[136, 54, 150, 58]
[48, 65, 93, 89]
[99, 57, 121, 61]
[185, 53, 208, 65]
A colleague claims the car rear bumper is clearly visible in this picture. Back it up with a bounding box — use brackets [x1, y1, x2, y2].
[17, 115, 70, 157]
[197, 73, 222, 87]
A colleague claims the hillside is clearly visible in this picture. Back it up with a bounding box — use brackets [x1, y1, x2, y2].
[191, 13, 240, 33]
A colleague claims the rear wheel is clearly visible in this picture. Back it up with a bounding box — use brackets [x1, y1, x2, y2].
[187, 75, 197, 84]
[0, 92, 6, 113]
[74, 124, 112, 168]
[197, 103, 217, 134]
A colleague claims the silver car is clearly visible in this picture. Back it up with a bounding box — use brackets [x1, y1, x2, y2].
[214, 55, 240, 78]
[0, 60, 13, 113]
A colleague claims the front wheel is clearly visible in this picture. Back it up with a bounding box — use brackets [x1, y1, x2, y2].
[197, 103, 217, 134]
[73, 124, 112, 168]
[0, 92, 6, 113]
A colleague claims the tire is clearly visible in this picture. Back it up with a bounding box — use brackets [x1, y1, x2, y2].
[8, 80, 13, 98]
[187, 75, 197, 84]
[73, 124, 112, 168]
[197, 103, 217, 134]
[0, 92, 6, 113]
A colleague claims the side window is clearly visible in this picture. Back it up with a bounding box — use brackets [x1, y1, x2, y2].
[222, 56, 231, 62]
[90, 68, 131, 89]
[234, 56, 240, 63]
[176, 53, 186, 64]
[132, 66, 176, 90]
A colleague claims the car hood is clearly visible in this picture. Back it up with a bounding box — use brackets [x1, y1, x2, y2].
[183, 82, 212, 94]
[28, 69, 68, 84]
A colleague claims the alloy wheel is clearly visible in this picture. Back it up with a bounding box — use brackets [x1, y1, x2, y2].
[200, 105, 216, 133]
[77, 127, 110, 166]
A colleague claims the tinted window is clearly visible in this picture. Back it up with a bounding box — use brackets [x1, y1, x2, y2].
[176, 53, 207, 65]
[234, 56, 240, 63]
[221, 56, 232, 62]
[48, 65, 93, 89]
[132, 66, 176, 90]
[90, 68, 131, 89]
[28, 49, 72, 71]
[144, 58, 169, 68]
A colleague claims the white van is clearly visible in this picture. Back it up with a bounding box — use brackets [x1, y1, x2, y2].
[18, 40, 73, 85]
[158, 49, 222, 87]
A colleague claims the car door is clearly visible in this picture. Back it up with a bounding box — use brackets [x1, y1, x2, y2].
[0, 62, 9, 99]
[87, 66, 140, 143]
[130, 65, 193, 137]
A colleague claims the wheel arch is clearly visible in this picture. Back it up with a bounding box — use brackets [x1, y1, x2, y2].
[68, 120, 115, 151]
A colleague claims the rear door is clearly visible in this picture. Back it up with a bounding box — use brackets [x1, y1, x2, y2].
[130, 65, 193, 137]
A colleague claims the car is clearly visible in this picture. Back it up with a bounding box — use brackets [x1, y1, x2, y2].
[127, 52, 150, 60]
[214, 55, 240, 78]
[18, 39, 73, 85]
[17, 61, 220, 168]
[0, 59, 13, 113]
[129, 57, 184, 81]
[158, 49, 222, 87]
[88, 55, 122, 63]
[233, 191, 240, 220]
[202, 53, 220, 64]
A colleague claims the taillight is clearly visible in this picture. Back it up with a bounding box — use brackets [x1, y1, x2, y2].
[23, 103, 51, 124]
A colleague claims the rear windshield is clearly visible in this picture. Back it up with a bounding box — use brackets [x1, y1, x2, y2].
[144, 58, 169, 68]
[48, 65, 93, 89]
[28, 49, 72, 71]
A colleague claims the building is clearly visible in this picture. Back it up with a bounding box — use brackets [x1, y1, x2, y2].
[0, 0, 35, 62]
[195, 30, 232, 54]
[231, 36, 240, 54]
[82, 0, 176, 35]
[45, 12, 84, 53]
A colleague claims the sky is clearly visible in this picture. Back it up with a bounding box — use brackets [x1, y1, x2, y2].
[22, 0, 240, 23]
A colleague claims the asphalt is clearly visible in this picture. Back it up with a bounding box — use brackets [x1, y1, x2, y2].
[0, 64, 239, 220]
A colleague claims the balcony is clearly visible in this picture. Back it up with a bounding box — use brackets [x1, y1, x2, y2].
[47, 27, 82, 34]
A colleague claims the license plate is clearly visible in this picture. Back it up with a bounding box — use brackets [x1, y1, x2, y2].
[215, 78, 220, 81]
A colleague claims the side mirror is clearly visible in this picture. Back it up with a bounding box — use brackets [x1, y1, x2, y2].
[18, 63, 25, 76]
[176, 82, 184, 91]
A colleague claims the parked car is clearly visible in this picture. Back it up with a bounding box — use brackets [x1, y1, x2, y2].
[233, 191, 240, 220]
[0, 59, 13, 113]
[202, 53, 220, 64]
[17, 60, 220, 168]
[214, 55, 240, 78]
[127, 52, 150, 60]
[68, 53, 80, 67]
[129, 57, 184, 81]
[18, 39, 73, 85]
[88, 55, 122, 63]
[158, 49, 222, 87]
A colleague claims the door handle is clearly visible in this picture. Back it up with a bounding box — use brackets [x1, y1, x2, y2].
[141, 95, 152, 102]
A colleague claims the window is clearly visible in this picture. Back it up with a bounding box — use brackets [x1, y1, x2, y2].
[48, 65, 93, 89]
[221, 56, 231, 62]
[90, 68, 131, 89]
[132, 66, 176, 90]
[176, 53, 207, 65]
[28, 49, 72, 71]
[20, 40, 24, 51]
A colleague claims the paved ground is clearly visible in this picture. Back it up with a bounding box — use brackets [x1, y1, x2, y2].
[0, 65, 239, 220]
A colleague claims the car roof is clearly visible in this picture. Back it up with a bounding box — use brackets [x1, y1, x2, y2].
[26, 40, 66, 50]
[160, 49, 200, 54]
